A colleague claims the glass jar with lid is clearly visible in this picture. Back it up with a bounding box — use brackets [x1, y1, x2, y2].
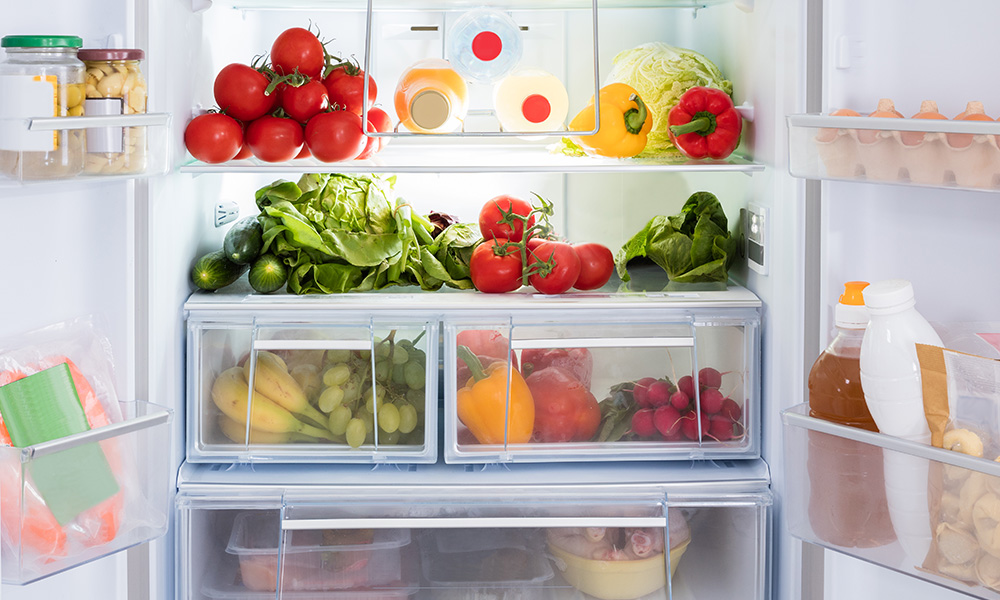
[0, 35, 86, 180]
[79, 48, 147, 175]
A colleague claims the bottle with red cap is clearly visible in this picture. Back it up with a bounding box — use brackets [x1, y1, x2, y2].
[446, 8, 523, 84]
[493, 68, 569, 134]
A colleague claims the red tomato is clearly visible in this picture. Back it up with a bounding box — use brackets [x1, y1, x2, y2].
[304, 110, 367, 162]
[271, 27, 326, 79]
[366, 107, 393, 151]
[281, 79, 330, 124]
[323, 65, 377, 116]
[355, 120, 378, 161]
[232, 140, 253, 160]
[470, 239, 523, 294]
[213, 64, 277, 122]
[521, 348, 593, 390]
[526, 366, 601, 443]
[454, 329, 519, 388]
[572, 242, 614, 290]
[295, 144, 311, 159]
[478, 195, 535, 242]
[245, 115, 304, 163]
[184, 113, 243, 164]
[528, 241, 581, 295]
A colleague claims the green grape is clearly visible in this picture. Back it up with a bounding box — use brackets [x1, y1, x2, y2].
[392, 363, 407, 385]
[374, 360, 390, 382]
[378, 403, 401, 433]
[410, 348, 426, 364]
[391, 346, 409, 365]
[404, 428, 424, 445]
[375, 340, 392, 359]
[406, 388, 425, 408]
[328, 405, 352, 435]
[398, 403, 418, 434]
[356, 349, 371, 360]
[326, 349, 351, 363]
[397, 339, 414, 350]
[404, 361, 425, 390]
[323, 363, 351, 387]
[345, 418, 366, 448]
[361, 412, 375, 434]
[379, 430, 400, 445]
[318, 386, 345, 413]
[364, 387, 385, 413]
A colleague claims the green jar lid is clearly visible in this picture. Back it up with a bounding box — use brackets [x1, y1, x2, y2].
[1, 35, 84, 49]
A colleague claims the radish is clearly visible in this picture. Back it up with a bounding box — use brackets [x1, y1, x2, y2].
[647, 380, 672, 407]
[700, 388, 725, 414]
[630, 408, 656, 438]
[721, 398, 742, 422]
[680, 412, 709, 440]
[653, 405, 682, 437]
[677, 375, 695, 399]
[698, 367, 722, 390]
[633, 377, 657, 408]
[708, 415, 735, 441]
[669, 390, 690, 411]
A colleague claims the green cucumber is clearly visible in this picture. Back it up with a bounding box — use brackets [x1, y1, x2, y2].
[248, 253, 288, 294]
[223, 216, 264, 265]
[192, 250, 248, 291]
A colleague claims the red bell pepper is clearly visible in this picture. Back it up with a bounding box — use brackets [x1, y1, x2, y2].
[521, 347, 593, 390]
[526, 367, 601, 443]
[667, 86, 742, 160]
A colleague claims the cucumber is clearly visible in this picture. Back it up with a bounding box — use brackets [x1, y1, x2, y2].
[223, 216, 264, 265]
[192, 249, 248, 291]
[248, 253, 288, 294]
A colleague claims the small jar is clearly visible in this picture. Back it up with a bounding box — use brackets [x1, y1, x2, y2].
[79, 48, 147, 175]
[0, 35, 86, 180]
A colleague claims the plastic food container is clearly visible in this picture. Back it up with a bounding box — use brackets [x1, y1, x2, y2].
[79, 48, 147, 175]
[0, 35, 85, 180]
[547, 540, 689, 600]
[226, 511, 411, 592]
[420, 538, 554, 600]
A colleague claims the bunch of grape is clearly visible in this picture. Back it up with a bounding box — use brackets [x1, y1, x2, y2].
[313, 332, 426, 449]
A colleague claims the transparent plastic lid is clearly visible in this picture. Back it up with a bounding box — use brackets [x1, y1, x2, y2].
[226, 511, 411, 556]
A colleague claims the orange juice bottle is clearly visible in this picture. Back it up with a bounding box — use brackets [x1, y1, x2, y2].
[394, 59, 469, 134]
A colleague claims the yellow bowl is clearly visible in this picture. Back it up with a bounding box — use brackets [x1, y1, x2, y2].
[548, 540, 690, 600]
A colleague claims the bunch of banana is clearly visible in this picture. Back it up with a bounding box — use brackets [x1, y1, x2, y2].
[211, 351, 338, 443]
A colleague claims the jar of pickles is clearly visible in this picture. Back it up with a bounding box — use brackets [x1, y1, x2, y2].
[0, 35, 86, 180]
[79, 48, 147, 175]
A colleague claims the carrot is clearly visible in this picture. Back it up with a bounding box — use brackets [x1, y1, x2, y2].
[901, 100, 947, 146]
[816, 108, 861, 143]
[858, 98, 902, 144]
[948, 101, 992, 149]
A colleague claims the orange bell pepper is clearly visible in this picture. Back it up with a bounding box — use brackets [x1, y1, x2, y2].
[569, 83, 652, 159]
[456, 346, 534, 444]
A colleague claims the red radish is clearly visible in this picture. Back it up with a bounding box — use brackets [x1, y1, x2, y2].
[698, 367, 722, 390]
[700, 388, 725, 414]
[647, 380, 672, 407]
[677, 375, 695, 399]
[721, 398, 742, 422]
[633, 377, 657, 408]
[681, 413, 710, 440]
[708, 415, 735, 441]
[630, 408, 656, 438]
[669, 390, 690, 411]
[653, 405, 682, 437]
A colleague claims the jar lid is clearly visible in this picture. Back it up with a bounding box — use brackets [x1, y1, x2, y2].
[78, 48, 144, 61]
[2, 35, 83, 48]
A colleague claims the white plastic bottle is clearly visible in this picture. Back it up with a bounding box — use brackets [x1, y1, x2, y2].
[859, 278, 942, 566]
[493, 68, 569, 134]
[446, 8, 523, 84]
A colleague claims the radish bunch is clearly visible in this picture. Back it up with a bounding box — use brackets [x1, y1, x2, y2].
[629, 367, 743, 442]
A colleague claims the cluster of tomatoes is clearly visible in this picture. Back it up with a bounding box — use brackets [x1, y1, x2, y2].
[183, 26, 393, 164]
[471, 195, 615, 295]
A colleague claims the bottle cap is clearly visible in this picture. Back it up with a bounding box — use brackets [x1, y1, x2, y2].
[863, 279, 917, 312]
[835, 281, 869, 328]
[472, 31, 502, 61]
[521, 94, 551, 124]
[411, 90, 451, 131]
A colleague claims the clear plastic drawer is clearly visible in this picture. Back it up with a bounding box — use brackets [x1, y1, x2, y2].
[1, 401, 172, 585]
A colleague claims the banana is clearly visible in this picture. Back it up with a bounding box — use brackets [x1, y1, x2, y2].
[211, 366, 335, 439]
[244, 351, 329, 428]
[217, 414, 295, 444]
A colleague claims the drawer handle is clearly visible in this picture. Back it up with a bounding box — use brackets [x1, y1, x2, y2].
[253, 339, 371, 351]
[282, 516, 666, 530]
[510, 337, 694, 350]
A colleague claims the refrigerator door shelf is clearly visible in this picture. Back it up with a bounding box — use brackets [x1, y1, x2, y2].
[787, 113, 1000, 192]
[186, 315, 439, 464]
[0, 401, 173, 586]
[783, 403, 1000, 599]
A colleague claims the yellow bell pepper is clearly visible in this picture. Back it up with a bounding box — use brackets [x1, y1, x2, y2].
[456, 346, 534, 444]
[569, 83, 652, 159]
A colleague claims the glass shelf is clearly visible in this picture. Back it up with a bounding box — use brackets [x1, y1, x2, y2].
[207, 0, 727, 12]
[180, 140, 761, 174]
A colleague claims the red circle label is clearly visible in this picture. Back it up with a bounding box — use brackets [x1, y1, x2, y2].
[472, 31, 503, 61]
[521, 94, 552, 124]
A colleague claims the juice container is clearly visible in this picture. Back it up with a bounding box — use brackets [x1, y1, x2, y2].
[493, 69, 569, 134]
[394, 59, 468, 134]
[807, 281, 896, 548]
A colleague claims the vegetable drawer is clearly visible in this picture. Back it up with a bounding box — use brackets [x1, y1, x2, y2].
[1, 401, 172, 585]
[185, 302, 438, 464]
[175, 460, 772, 600]
[442, 290, 761, 463]
[783, 403, 1000, 599]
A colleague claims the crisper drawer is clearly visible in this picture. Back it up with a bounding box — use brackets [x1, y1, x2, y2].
[175, 462, 771, 600]
[443, 307, 760, 463]
[1, 401, 172, 585]
[783, 403, 1000, 599]
[186, 311, 438, 463]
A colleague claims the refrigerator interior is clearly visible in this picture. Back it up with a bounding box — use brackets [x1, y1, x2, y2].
[1, 0, 808, 599]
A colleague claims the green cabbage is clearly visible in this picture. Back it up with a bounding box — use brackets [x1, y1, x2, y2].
[604, 42, 733, 156]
